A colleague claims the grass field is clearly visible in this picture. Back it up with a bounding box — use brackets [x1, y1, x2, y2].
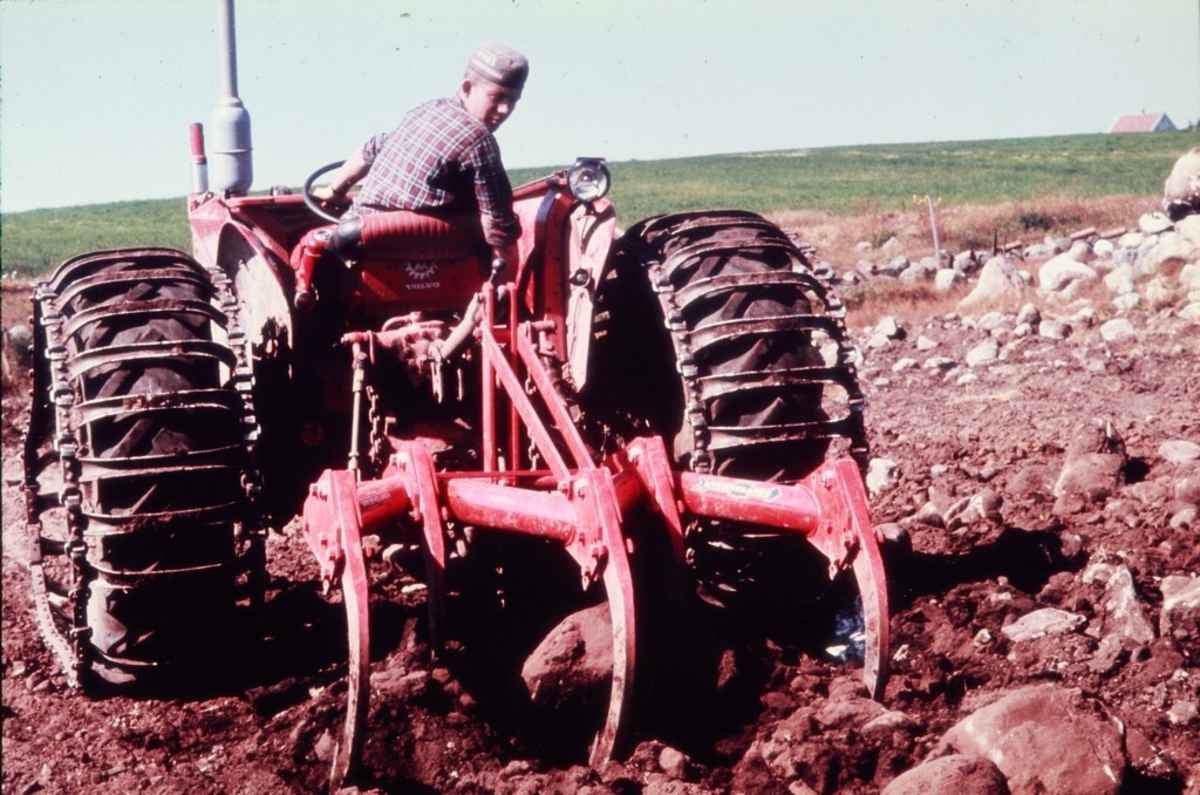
[1, 130, 1194, 279]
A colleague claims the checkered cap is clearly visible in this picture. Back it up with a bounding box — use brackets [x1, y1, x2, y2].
[466, 43, 529, 89]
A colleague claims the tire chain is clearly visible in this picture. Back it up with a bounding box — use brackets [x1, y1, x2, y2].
[637, 212, 870, 478]
[23, 249, 265, 685]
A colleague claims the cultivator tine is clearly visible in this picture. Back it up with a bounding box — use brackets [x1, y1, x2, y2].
[396, 442, 448, 653]
[303, 469, 371, 792]
[675, 459, 890, 698]
[331, 499, 371, 793]
[803, 459, 889, 698]
[573, 468, 637, 768]
[839, 468, 890, 698]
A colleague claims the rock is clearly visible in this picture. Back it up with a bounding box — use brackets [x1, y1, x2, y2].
[867, 458, 900, 497]
[861, 709, 922, 737]
[369, 668, 430, 701]
[1139, 211, 1174, 235]
[1177, 214, 1200, 246]
[658, 746, 691, 780]
[1038, 253, 1098, 296]
[1168, 701, 1198, 726]
[814, 696, 888, 729]
[1180, 264, 1200, 293]
[1006, 464, 1057, 504]
[1170, 506, 1197, 530]
[1159, 440, 1200, 466]
[1159, 576, 1200, 642]
[1000, 607, 1086, 643]
[1088, 565, 1156, 645]
[880, 236, 903, 254]
[880, 256, 911, 277]
[1177, 469, 1200, 505]
[1088, 634, 1128, 675]
[1038, 319, 1070, 340]
[1054, 453, 1124, 514]
[965, 339, 999, 368]
[1098, 317, 1135, 343]
[875, 315, 905, 340]
[976, 311, 1008, 332]
[924, 356, 957, 372]
[1094, 238, 1115, 257]
[954, 250, 982, 273]
[1142, 235, 1200, 272]
[1053, 421, 1126, 514]
[935, 268, 964, 291]
[1015, 302, 1041, 327]
[958, 256, 1028, 315]
[945, 489, 1003, 527]
[1111, 293, 1141, 313]
[916, 335, 939, 351]
[934, 684, 1126, 795]
[881, 754, 1010, 795]
[1163, 146, 1200, 219]
[521, 603, 612, 710]
[1118, 231, 1146, 249]
[1103, 267, 1135, 295]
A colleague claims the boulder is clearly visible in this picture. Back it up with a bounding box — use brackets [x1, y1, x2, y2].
[934, 684, 1126, 795]
[1099, 318, 1136, 343]
[881, 754, 1010, 795]
[1053, 421, 1126, 515]
[966, 339, 999, 368]
[521, 603, 612, 710]
[1000, 608, 1086, 643]
[1082, 564, 1156, 645]
[1177, 214, 1200, 246]
[936, 268, 965, 291]
[958, 256, 1028, 315]
[1160, 575, 1200, 643]
[1159, 440, 1200, 465]
[1163, 145, 1200, 220]
[1139, 211, 1174, 235]
[1038, 253, 1098, 293]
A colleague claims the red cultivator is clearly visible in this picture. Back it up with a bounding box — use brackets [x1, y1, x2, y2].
[296, 238, 889, 782]
[20, 5, 889, 789]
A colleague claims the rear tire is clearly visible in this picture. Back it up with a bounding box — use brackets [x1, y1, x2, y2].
[582, 210, 869, 628]
[585, 210, 864, 480]
[28, 248, 258, 684]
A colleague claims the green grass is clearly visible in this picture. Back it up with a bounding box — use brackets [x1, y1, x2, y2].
[2, 131, 1192, 278]
[2, 199, 193, 278]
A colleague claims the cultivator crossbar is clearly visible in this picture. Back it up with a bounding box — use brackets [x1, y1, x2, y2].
[21, 5, 891, 788]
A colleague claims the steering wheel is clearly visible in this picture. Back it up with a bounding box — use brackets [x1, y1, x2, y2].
[303, 160, 349, 224]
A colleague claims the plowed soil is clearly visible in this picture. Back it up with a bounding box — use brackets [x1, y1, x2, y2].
[3, 209, 1198, 794]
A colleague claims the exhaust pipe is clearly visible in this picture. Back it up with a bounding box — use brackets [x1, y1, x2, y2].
[210, 0, 253, 194]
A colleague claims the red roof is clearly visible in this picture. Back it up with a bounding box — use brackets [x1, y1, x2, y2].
[1109, 112, 1175, 133]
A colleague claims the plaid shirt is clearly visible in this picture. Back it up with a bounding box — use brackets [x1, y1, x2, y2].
[351, 96, 519, 247]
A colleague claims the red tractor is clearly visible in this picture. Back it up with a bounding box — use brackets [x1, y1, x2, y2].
[22, 3, 888, 789]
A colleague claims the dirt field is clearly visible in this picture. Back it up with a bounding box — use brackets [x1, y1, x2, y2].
[3, 200, 1198, 794]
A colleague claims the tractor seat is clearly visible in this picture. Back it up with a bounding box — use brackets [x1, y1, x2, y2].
[291, 210, 489, 318]
[330, 210, 486, 261]
[287, 210, 490, 320]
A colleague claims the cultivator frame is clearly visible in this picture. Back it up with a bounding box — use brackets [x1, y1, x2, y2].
[300, 264, 889, 787]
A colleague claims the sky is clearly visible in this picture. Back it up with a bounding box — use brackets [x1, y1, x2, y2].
[1, 0, 1198, 213]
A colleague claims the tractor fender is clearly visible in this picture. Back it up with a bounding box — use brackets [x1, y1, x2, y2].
[214, 222, 295, 374]
[564, 200, 618, 391]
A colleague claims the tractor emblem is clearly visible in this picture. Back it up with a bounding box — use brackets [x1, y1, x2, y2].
[405, 260, 438, 280]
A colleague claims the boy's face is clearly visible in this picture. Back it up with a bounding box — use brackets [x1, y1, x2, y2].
[461, 79, 522, 132]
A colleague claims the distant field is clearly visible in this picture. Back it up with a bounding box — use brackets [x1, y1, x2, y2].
[1, 131, 1193, 278]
